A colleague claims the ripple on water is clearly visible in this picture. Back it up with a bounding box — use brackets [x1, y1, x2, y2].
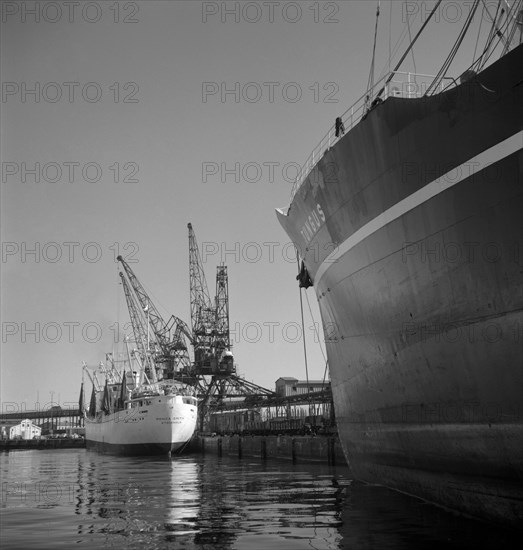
[0, 449, 518, 549]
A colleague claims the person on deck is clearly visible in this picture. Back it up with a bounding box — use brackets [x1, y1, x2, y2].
[335, 116, 345, 137]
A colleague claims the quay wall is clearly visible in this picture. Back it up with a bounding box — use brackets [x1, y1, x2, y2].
[0, 438, 86, 451]
[1, 434, 348, 467]
[193, 434, 347, 466]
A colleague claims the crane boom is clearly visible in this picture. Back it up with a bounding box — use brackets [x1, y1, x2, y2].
[119, 271, 157, 382]
[188, 222, 214, 334]
[118, 256, 173, 352]
[117, 255, 192, 379]
[188, 223, 215, 370]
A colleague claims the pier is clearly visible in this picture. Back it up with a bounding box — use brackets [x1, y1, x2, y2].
[0, 437, 86, 452]
[1, 383, 341, 465]
[194, 434, 347, 466]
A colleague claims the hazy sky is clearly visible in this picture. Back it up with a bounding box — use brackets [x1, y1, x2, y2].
[1, 0, 498, 408]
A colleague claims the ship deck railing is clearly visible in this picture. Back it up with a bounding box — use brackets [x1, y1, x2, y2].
[290, 70, 455, 200]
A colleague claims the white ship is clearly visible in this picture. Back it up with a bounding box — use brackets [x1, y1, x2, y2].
[81, 359, 198, 455]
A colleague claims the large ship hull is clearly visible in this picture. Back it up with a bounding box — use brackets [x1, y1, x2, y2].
[85, 394, 197, 455]
[277, 44, 523, 525]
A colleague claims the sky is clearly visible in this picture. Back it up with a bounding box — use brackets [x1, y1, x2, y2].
[1, 0, 506, 409]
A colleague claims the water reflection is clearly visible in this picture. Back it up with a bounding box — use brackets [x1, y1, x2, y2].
[190, 459, 348, 549]
[71, 454, 204, 548]
[1, 450, 517, 549]
[163, 459, 204, 543]
[70, 453, 349, 548]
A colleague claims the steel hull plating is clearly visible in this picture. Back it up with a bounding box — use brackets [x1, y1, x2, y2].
[85, 395, 197, 456]
[277, 45, 523, 525]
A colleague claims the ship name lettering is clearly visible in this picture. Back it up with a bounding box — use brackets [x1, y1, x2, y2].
[300, 203, 325, 244]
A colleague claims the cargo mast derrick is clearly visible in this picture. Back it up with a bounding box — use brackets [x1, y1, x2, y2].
[117, 255, 192, 380]
[118, 271, 157, 382]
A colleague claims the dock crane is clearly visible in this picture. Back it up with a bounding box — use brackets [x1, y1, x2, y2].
[115, 227, 274, 431]
[188, 223, 234, 375]
[187, 223, 274, 428]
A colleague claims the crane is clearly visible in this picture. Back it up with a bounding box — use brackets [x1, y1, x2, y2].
[187, 223, 274, 429]
[214, 264, 233, 372]
[119, 271, 157, 382]
[115, 227, 275, 432]
[188, 223, 234, 375]
[117, 256, 193, 381]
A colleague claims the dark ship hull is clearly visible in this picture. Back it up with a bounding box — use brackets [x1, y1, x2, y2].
[277, 44, 523, 525]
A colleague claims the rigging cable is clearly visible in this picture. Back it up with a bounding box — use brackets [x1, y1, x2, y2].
[377, 12, 410, 82]
[366, 1, 381, 101]
[490, 0, 522, 58]
[475, 0, 519, 71]
[295, 252, 332, 416]
[472, 1, 486, 62]
[295, 250, 311, 412]
[388, 0, 392, 74]
[477, 0, 504, 70]
[303, 289, 330, 396]
[425, 0, 480, 95]
[303, 290, 327, 365]
[484, 0, 503, 58]
[467, 0, 500, 73]
[507, 1, 523, 49]
[376, 2, 421, 85]
[373, 0, 443, 103]
[502, 3, 521, 54]
[405, 2, 417, 74]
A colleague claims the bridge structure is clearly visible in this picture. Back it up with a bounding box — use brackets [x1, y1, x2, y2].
[204, 387, 335, 433]
[213, 388, 332, 412]
[0, 407, 84, 431]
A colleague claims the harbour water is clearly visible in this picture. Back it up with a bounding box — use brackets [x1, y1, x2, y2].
[0, 449, 517, 549]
